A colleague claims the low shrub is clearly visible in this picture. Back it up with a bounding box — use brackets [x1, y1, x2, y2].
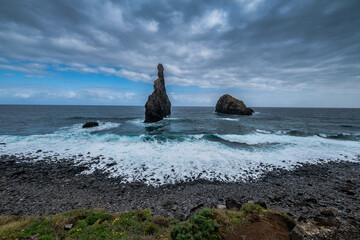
[85, 212, 113, 225]
[171, 209, 220, 240]
[240, 203, 265, 216]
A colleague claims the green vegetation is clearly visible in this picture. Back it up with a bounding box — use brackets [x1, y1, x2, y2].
[0, 208, 174, 240]
[171, 204, 267, 240]
[171, 209, 220, 240]
[0, 204, 269, 240]
[240, 203, 266, 216]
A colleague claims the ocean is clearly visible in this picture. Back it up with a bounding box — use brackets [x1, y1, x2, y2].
[0, 105, 359, 185]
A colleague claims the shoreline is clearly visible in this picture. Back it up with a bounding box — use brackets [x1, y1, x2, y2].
[1, 155, 360, 237]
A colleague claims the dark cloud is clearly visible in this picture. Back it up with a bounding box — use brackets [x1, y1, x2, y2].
[0, 0, 359, 91]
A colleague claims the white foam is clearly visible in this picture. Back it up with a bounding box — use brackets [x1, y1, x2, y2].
[127, 119, 144, 126]
[0, 131, 359, 185]
[256, 129, 272, 134]
[218, 118, 238, 121]
[127, 118, 167, 126]
[318, 132, 351, 137]
[56, 122, 121, 134]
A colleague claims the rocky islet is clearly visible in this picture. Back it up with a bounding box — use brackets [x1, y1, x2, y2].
[144, 64, 171, 123]
[216, 94, 254, 115]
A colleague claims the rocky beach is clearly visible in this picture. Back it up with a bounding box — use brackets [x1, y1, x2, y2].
[1, 154, 360, 239]
[1, 1, 360, 239]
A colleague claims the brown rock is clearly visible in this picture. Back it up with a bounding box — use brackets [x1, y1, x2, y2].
[290, 220, 332, 240]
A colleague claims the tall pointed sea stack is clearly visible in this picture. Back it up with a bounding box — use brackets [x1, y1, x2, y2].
[144, 63, 171, 123]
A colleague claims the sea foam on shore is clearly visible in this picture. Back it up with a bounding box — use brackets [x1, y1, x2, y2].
[1, 121, 359, 185]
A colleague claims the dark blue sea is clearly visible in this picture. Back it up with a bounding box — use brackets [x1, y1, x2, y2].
[1, 105, 359, 184]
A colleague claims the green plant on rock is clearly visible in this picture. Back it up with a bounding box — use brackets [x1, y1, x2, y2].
[171, 209, 220, 240]
[240, 203, 265, 216]
[197, 209, 216, 219]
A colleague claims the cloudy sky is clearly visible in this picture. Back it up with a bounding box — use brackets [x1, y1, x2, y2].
[0, 0, 359, 107]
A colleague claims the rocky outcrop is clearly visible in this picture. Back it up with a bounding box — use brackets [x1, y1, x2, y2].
[215, 94, 254, 115]
[144, 64, 171, 123]
[82, 122, 99, 128]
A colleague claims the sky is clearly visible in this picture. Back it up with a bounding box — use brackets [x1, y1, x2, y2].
[0, 0, 359, 107]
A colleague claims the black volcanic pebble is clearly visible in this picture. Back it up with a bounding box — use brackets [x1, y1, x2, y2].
[0, 155, 360, 238]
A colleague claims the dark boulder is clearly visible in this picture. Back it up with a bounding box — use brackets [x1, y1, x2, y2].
[225, 198, 242, 210]
[82, 122, 99, 128]
[144, 63, 171, 123]
[215, 94, 254, 115]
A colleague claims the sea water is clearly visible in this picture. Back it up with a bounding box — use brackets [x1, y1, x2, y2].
[0, 105, 359, 185]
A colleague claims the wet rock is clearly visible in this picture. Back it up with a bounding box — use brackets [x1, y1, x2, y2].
[144, 63, 171, 123]
[226, 198, 242, 210]
[215, 94, 254, 115]
[106, 162, 117, 167]
[82, 122, 99, 128]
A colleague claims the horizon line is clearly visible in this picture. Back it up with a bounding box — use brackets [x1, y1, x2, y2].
[0, 104, 359, 109]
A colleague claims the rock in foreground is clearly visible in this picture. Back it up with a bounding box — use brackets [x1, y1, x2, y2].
[82, 122, 99, 128]
[216, 94, 254, 115]
[144, 63, 171, 123]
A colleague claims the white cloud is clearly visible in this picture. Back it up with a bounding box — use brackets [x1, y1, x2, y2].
[190, 10, 228, 34]
[0, 0, 359, 107]
[237, 0, 264, 12]
[56, 64, 152, 82]
[0, 85, 136, 102]
[169, 92, 215, 105]
[142, 20, 159, 32]
[0, 63, 47, 74]
[14, 92, 33, 98]
[98, 1, 132, 31]
[165, 64, 182, 75]
[116, 69, 151, 82]
[81, 87, 135, 100]
[51, 37, 96, 52]
[170, 11, 183, 24]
